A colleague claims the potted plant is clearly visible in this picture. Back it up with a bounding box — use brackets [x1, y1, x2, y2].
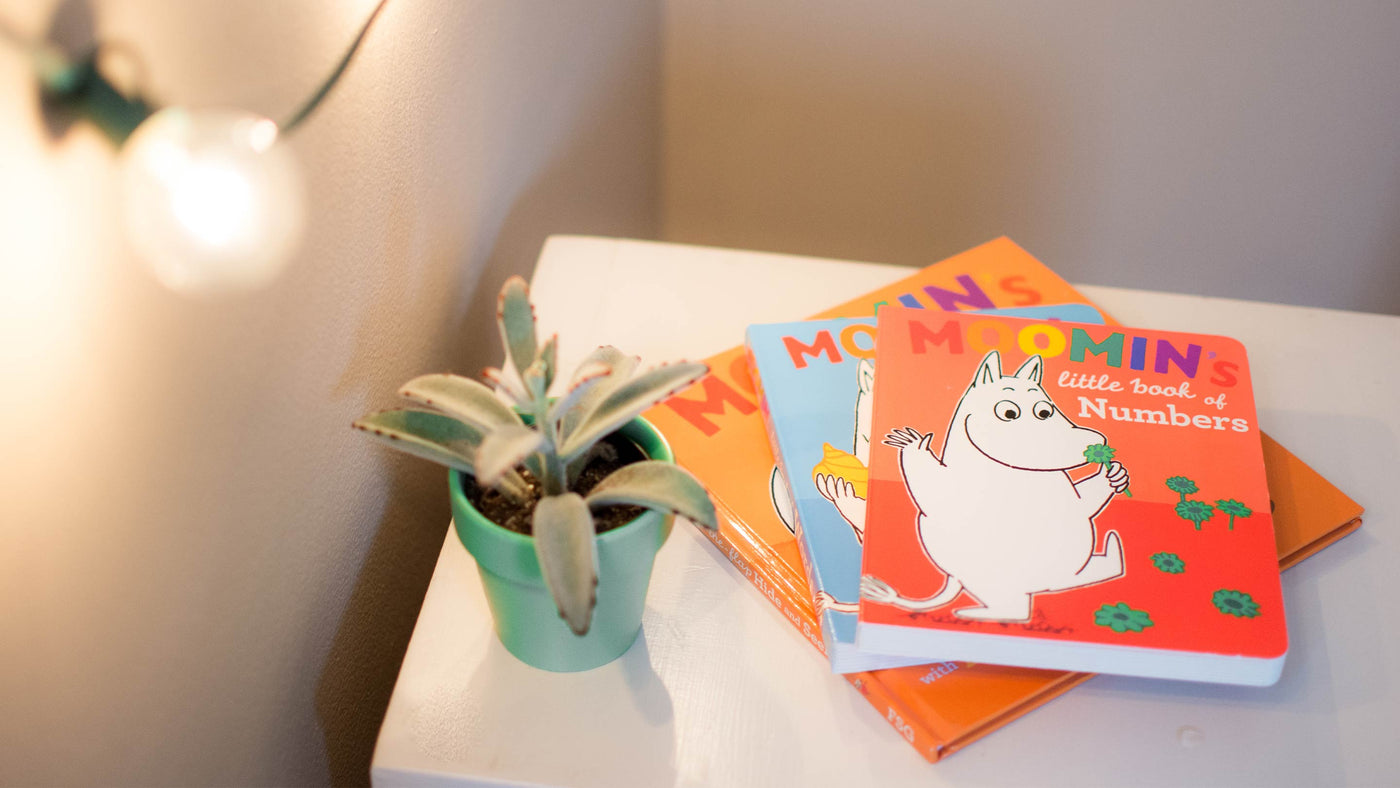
[354, 276, 717, 671]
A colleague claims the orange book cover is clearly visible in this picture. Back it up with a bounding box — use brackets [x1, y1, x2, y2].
[857, 310, 1286, 685]
[646, 238, 1096, 641]
[644, 237, 1362, 760]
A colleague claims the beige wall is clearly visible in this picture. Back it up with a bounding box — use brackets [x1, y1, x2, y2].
[0, 1, 658, 784]
[661, 0, 1400, 314]
[4, 1, 1398, 784]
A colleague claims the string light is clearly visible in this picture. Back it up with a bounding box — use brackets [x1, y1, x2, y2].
[120, 108, 304, 294]
[1, 1, 388, 295]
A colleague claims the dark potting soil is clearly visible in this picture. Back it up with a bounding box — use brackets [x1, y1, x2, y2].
[459, 433, 648, 536]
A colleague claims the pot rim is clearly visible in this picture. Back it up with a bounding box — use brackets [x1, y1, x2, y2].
[449, 415, 676, 547]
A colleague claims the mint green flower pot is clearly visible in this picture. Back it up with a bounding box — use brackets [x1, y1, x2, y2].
[450, 416, 675, 672]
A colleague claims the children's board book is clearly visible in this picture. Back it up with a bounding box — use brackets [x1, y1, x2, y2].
[746, 305, 1105, 673]
[640, 236, 1360, 760]
[857, 308, 1287, 686]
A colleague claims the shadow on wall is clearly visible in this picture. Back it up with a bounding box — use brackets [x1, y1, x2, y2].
[312, 60, 658, 788]
[312, 163, 465, 787]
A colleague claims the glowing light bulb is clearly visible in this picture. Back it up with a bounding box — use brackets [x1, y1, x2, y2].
[119, 108, 305, 295]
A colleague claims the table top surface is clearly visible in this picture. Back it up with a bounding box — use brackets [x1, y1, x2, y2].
[372, 237, 1398, 788]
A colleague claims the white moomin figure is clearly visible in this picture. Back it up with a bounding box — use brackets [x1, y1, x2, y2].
[810, 358, 876, 614]
[860, 350, 1129, 622]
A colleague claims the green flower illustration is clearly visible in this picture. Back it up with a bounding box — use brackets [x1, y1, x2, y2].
[1151, 552, 1185, 574]
[1215, 499, 1253, 530]
[1176, 499, 1215, 530]
[1083, 444, 1116, 464]
[1093, 602, 1154, 633]
[1084, 444, 1132, 497]
[1212, 589, 1261, 618]
[1165, 475, 1198, 503]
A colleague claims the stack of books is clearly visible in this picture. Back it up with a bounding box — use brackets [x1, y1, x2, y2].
[644, 238, 1363, 762]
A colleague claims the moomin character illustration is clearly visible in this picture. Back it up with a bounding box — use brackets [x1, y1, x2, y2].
[769, 358, 874, 547]
[809, 358, 876, 614]
[860, 350, 1130, 622]
[815, 357, 875, 540]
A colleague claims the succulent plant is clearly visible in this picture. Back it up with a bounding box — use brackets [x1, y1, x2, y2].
[354, 276, 716, 635]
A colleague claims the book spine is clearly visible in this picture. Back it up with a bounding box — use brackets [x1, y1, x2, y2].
[844, 672, 949, 764]
[701, 496, 826, 654]
[743, 342, 823, 612]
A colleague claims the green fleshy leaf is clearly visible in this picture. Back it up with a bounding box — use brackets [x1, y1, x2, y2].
[353, 409, 483, 473]
[497, 276, 538, 377]
[561, 347, 639, 438]
[522, 358, 550, 402]
[533, 493, 599, 635]
[548, 367, 613, 428]
[399, 374, 524, 431]
[537, 334, 558, 395]
[475, 424, 545, 487]
[559, 362, 708, 463]
[483, 366, 531, 407]
[585, 460, 717, 529]
[568, 346, 633, 387]
[354, 409, 532, 500]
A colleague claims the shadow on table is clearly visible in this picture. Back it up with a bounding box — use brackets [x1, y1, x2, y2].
[425, 628, 677, 788]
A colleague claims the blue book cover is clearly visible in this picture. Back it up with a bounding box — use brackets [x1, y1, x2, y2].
[746, 304, 1104, 673]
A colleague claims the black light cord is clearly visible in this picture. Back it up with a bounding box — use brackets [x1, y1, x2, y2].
[0, 0, 391, 142]
[281, 0, 390, 134]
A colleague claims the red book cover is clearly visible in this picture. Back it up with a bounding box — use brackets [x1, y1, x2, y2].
[858, 309, 1285, 685]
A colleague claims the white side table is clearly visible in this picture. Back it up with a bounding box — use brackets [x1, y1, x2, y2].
[372, 237, 1394, 788]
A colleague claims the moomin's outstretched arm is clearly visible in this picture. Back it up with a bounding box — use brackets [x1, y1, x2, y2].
[884, 427, 943, 515]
